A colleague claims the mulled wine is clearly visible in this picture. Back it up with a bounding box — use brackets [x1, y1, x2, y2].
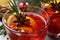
[2, 4, 49, 40]
[3, 12, 47, 40]
[48, 13, 60, 38]
[46, 7, 60, 38]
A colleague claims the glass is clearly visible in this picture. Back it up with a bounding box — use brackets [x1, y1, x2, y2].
[2, 6, 49, 40]
[46, 7, 60, 39]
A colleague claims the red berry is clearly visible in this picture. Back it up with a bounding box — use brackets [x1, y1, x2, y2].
[18, 2, 28, 11]
[19, 2, 26, 8]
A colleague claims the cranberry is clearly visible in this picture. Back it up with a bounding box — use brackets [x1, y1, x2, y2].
[18, 2, 28, 11]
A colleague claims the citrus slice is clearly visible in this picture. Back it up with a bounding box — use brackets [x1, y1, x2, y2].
[7, 14, 38, 31]
[20, 27, 33, 33]
[7, 15, 17, 26]
[26, 16, 38, 30]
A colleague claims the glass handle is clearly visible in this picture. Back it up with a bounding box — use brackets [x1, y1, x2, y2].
[56, 33, 60, 38]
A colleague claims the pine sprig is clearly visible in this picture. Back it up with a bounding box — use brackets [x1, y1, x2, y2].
[23, 0, 50, 6]
[9, 0, 30, 27]
[25, 0, 40, 6]
[0, 25, 7, 36]
[9, 0, 19, 15]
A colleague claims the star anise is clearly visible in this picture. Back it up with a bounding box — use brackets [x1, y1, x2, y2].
[13, 13, 30, 27]
[50, 0, 60, 12]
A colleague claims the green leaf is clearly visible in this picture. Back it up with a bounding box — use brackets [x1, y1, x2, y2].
[0, 25, 7, 36]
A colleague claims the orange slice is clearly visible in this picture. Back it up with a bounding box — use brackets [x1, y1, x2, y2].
[7, 14, 38, 31]
[26, 16, 38, 30]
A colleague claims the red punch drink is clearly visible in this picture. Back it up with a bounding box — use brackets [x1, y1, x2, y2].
[46, 7, 60, 38]
[48, 13, 60, 38]
[3, 6, 49, 40]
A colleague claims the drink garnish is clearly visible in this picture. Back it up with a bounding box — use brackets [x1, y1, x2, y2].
[9, 0, 30, 27]
[50, 0, 60, 12]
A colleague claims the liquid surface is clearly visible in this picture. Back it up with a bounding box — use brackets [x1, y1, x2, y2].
[6, 12, 46, 33]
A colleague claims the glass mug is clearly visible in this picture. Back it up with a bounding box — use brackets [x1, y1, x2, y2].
[48, 13, 60, 39]
[46, 7, 60, 39]
[2, 6, 49, 40]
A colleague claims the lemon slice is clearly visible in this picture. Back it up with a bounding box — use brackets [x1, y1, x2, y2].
[7, 15, 17, 26]
[26, 16, 38, 30]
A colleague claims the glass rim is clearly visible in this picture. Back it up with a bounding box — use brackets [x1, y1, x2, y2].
[28, 6, 50, 24]
[2, 6, 49, 34]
